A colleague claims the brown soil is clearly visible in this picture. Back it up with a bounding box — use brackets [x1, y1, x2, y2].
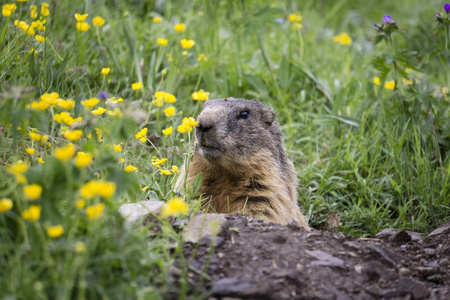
[182, 215, 450, 300]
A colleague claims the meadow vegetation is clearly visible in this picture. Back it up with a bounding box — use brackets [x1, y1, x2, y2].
[0, 0, 449, 298]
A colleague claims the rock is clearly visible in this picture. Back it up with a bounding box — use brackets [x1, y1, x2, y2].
[305, 250, 345, 267]
[398, 277, 430, 299]
[375, 228, 398, 240]
[211, 278, 269, 298]
[428, 220, 450, 237]
[118, 200, 164, 223]
[183, 214, 227, 244]
[389, 230, 412, 244]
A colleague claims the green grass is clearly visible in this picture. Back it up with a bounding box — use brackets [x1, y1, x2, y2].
[1, 0, 449, 298]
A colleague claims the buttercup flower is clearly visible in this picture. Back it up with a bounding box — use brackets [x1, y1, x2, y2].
[91, 107, 107, 115]
[24, 184, 42, 200]
[162, 126, 173, 135]
[180, 39, 195, 49]
[197, 54, 208, 61]
[332, 33, 352, 46]
[86, 203, 105, 220]
[177, 117, 199, 133]
[25, 148, 35, 155]
[163, 107, 175, 117]
[47, 225, 64, 238]
[6, 160, 29, 174]
[57, 99, 75, 110]
[174, 23, 185, 32]
[132, 82, 143, 90]
[153, 16, 162, 23]
[22, 205, 41, 221]
[0, 198, 13, 213]
[74, 13, 88, 22]
[81, 97, 99, 109]
[157, 38, 168, 46]
[64, 130, 83, 141]
[385, 80, 395, 90]
[30, 5, 37, 18]
[135, 128, 148, 142]
[373, 77, 381, 85]
[41, 3, 49, 17]
[171, 165, 180, 173]
[75, 199, 86, 209]
[29, 132, 42, 142]
[37, 158, 44, 164]
[159, 169, 172, 175]
[124, 165, 138, 172]
[288, 13, 302, 23]
[80, 181, 115, 199]
[76, 22, 90, 32]
[93, 16, 105, 27]
[35, 35, 45, 43]
[54, 144, 76, 161]
[2, 4, 17, 18]
[113, 144, 122, 152]
[75, 152, 93, 168]
[101, 68, 110, 75]
[151, 157, 167, 168]
[192, 89, 209, 101]
[160, 196, 189, 218]
[74, 241, 87, 253]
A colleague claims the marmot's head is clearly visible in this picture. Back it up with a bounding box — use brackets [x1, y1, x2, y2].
[194, 98, 280, 168]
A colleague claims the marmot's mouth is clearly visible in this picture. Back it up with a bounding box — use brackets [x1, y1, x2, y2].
[201, 137, 214, 148]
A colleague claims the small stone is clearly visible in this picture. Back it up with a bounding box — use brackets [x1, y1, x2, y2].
[273, 233, 287, 244]
[217, 252, 225, 258]
[118, 200, 164, 223]
[375, 228, 398, 240]
[428, 220, 450, 237]
[398, 267, 411, 276]
[439, 258, 449, 265]
[183, 214, 227, 244]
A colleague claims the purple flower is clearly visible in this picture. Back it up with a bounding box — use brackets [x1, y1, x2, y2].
[382, 15, 393, 24]
[275, 18, 284, 24]
[445, 3, 450, 13]
[98, 90, 107, 100]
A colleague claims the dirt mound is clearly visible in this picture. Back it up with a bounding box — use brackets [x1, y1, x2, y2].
[183, 215, 450, 300]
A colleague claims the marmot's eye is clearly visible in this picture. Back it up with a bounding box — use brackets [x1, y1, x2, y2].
[238, 110, 249, 119]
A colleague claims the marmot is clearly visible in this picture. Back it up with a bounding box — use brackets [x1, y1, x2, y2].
[181, 98, 309, 230]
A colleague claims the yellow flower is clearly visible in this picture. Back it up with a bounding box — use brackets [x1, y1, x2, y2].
[54, 112, 76, 125]
[163, 106, 175, 117]
[135, 128, 148, 143]
[24, 184, 43, 200]
[2, 4, 17, 17]
[384, 81, 395, 90]
[160, 197, 189, 218]
[0, 198, 13, 213]
[164, 93, 176, 103]
[17, 0, 28, 2]
[75, 152, 93, 168]
[30, 20, 46, 31]
[81, 97, 99, 109]
[47, 225, 64, 238]
[197, 53, 208, 61]
[100, 67, 110, 75]
[141, 186, 149, 192]
[153, 16, 162, 23]
[95, 128, 103, 142]
[76, 22, 90, 32]
[288, 13, 302, 23]
[373, 77, 381, 86]
[442, 87, 448, 94]
[113, 144, 122, 152]
[85, 203, 105, 220]
[22, 205, 41, 221]
[92, 16, 105, 27]
[37, 158, 44, 164]
[132, 81, 143, 90]
[119, 158, 124, 163]
[162, 126, 173, 136]
[91, 107, 107, 115]
[75, 198, 86, 209]
[74, 13, 88, 22]
[166, 53, 173, 62]
[124, 165, 138, 172]
[151, 157, 167, 168]
[25, 148, 35, 155]
[182, 50, 188, 56]
[106, 108, 123, 117]
[171, 165, 180, 173]
[180, 39, 195, 49]
[402, 78, 414, 86]
[16, 174, 27, 185]
[174, 23, 185, 33]
[30, 4, 37, 18]
[74, 241, 87, 253]
[57, 99, 75, 110]
[80, 181, 115, 199]
[54, 144, 76, 161]
[157, 38, 168, 46]
[64, 130, 83, 141]
[159, 169, 172, 175]
[333, 33, 352, 46]
[35, 35, 45, 43]
[192, 89, 209, 101]
[29, 132, 42, 142]
[177, 117, 199, 133]
[6, 160, 29, 174]
[41, 3, 49, 17]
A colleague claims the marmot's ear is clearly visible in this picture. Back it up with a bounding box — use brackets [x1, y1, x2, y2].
[261, 109, 276, 126]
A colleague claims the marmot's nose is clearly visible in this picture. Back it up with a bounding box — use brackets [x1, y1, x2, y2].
[197, 122, 213, 133]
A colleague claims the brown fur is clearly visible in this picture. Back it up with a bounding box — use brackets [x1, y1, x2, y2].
[182, 98, 309, 229]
